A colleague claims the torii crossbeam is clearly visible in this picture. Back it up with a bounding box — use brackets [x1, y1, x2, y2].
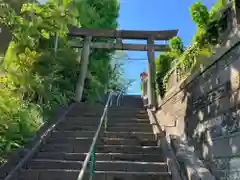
[69, 27, 178, 40]
[68, 27, 179, 108]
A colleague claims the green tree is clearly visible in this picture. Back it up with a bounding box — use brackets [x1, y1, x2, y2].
[190, 2, 210, 28]
[155, 36, 184, 97]
[108, 52, 135, 93]
[169, 36, 184, 57]
[0, 1, 78, 107]
[0, 0, 124, 162]
[74, 0, 120, 102]
[160, 0, 229, 95]
[155, 53, 173, 98]
[0, 0, 79, 161]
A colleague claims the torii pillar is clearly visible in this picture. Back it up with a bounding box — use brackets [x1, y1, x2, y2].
[147, 37, 156, 109]
[68, 27, 179, 104]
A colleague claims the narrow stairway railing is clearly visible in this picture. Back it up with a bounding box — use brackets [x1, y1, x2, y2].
[116, 89, 123, 106]
[77, 91, 113, 180]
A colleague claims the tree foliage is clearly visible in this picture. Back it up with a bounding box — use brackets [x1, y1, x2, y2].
[155, 36, 184, 98]
[74, 0, 120, 102]
[155, 54, 173, 98]
[0, 0, 78, 162]
[169, 36, 184, 57]
[158, 0, 230, 96]
[190, 2, 210, 28]
[109, 52, 136, 93]
[0, 0, 123, 162]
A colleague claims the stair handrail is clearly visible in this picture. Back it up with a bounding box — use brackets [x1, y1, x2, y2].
[116, 89, 123, 106]
[77, 91, 113, 180]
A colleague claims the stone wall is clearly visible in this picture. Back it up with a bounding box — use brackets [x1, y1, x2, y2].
[155, 7, 240, 180]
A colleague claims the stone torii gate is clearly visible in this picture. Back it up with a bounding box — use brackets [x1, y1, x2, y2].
[68, 27, 178, 108]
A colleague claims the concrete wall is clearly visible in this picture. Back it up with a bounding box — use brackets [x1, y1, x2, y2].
[155, 6, 240, 180]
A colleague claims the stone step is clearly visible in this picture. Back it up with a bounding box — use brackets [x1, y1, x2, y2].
[112, 105, 144, 107]
[120, 102, 143, 105]
[79, 107, 145, 112]
[67, 109, 146, 115]
[26, 159, 168, 172]
[108, 111, 147, 114]
[51, 130, 96, 138]
[67, 110, 147, 117]
[59, 120, 151, 127]
[47, 137, 157, 146]
[214, 170, 233, 179]
[19, 169, 171, 180]
[108, 115, 149, 119]
[66, 115, 102, 119]
[94, 145, 161, 154]
[51, 131, 157, 141]
[65, 116, 150, 123]
[58, 119, 151, 126]
[107, 117, 150, 121]
[55, 125, 98, 131]
[66, 111, 103, 118]
[109, 111, 146, 115]
[34, 152, 165, 162]
[55, 124, 153, 132]
[40, 144, 161, 154]
[104, 126, 152, 133]
[102, 131, 159, 141]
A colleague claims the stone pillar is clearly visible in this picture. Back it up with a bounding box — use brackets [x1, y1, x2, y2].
[147, 37, 156, 108]
[152, 57, 157, 107]
[141, 74, 148, 106]
[75, 36, 92, 102]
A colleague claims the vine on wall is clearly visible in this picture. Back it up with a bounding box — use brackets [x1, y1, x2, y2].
[158, 0, 230, 97]
[155, 36, 184, 98]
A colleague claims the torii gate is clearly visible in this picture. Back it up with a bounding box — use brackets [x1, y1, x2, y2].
[68, 27, 178, 108]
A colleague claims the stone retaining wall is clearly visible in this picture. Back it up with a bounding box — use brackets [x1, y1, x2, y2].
[155, 14, 240, 180]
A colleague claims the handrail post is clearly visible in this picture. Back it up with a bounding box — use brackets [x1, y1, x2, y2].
[89, 144, 96, 180]
[104, 110, 108, 132]
[116, 89, 124, 106]
[77, 92, 113, 180]
[117, 91, 122, 106]
[110, 96, 113, 106]
[116, 92, 119, 106]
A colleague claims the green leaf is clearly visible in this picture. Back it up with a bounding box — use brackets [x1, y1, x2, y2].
[41, 29, 50, 39]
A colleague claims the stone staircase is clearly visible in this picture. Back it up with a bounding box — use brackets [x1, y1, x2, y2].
[4, 96, 173, 180]
[119, 95, 144, 108]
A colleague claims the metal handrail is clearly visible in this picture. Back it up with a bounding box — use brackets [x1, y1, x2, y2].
[116, 90, 123, 106]
[77, 91, 113, 180]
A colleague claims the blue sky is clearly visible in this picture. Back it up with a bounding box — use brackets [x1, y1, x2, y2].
[39, 0, 217, 95]
[118, 0, 217, 95]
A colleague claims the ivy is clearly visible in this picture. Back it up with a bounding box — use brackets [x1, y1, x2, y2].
[160, 0, 230, 94]
[169, 36, 184, 57]
[190, 2, 209, 28]
[155, 36, 184, 98]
